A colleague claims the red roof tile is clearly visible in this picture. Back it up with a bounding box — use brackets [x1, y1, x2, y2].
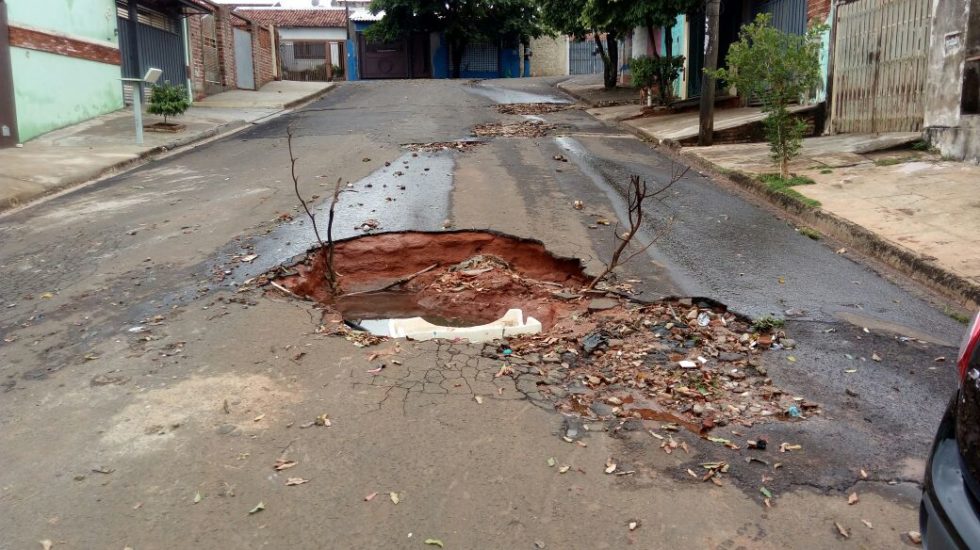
[236, 8, 348, 28]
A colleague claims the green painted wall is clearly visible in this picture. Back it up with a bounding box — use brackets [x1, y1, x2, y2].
[7, 0, 118, 43]
[6, 0, 123, 142]
[10, 48, 124, 141]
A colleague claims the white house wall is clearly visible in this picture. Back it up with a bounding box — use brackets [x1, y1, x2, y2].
[278, 27, 346, 41]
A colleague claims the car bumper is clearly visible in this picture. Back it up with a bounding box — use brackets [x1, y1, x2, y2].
[921, 398, 980, 549]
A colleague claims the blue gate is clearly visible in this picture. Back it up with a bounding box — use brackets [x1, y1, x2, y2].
[117, 1, 186, 103]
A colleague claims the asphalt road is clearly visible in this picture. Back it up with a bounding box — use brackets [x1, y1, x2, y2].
[0, 77, 961, 548]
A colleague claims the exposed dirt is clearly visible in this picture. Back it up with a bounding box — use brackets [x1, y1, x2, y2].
[472, 120, 556, 138]
[269, 231, 815, 440]
[273, 231, 590, 328]
[496, 103, 572, 115]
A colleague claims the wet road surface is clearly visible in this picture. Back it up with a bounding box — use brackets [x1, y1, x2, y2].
[0, 77, 963, 548]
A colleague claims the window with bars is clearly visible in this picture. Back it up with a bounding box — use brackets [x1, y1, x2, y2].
[294, 42, 327, 60]
[461, 42, 498, 73]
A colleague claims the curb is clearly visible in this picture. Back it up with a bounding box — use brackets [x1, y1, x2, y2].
[662, 139, 980, 309]
[0, 119, 249, 215]
[0, 84, 342, 216]
[562, 77, 980, 309]
[282, 83, 337, 110]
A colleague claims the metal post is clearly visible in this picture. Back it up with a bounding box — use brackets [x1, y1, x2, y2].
[133, 82, 144, 145]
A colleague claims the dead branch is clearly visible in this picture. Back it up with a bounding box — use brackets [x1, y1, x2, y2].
[287, 123, 342, 294]
[287, 124, 324, 248]
[340, 263, 440, 297]
[586, 165, 688, 290]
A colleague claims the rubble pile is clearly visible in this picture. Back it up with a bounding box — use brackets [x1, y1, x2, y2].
[495, 299, 815, 434]
[496, 103, 571, 115]
[472, 121, 556, 138]
[402, 141, 485, 153]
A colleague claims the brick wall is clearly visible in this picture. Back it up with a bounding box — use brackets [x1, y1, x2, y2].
[251, 24, 276, 88]
[808, 0, 832, 23]
[187, 15, 207, 100]
[216, 7, 237, 89]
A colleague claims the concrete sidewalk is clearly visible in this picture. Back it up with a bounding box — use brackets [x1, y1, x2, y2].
[688, 137, 980, 300]
[0, 81, 334, 212]
[568, 80, 980, 306]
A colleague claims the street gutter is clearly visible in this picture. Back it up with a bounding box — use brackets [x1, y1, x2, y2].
[0, 84, 339, 218]
[562, 82, 980, 310]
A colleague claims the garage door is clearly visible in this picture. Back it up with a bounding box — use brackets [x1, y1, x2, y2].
[358, 34, 409, 79]
[117, 2, 186, 103]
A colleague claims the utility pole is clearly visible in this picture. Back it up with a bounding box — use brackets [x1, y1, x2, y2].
[698, 0, 720, 146]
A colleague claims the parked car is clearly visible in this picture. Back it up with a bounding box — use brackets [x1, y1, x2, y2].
[921, 311, 980, 548]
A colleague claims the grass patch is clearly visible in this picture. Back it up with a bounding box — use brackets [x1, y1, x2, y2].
[757, 173, 821, 208]
[945, 306, 970, 325]
[873, 156, 916, 167]
[798, 226, 821, 240]
[912, 140, 930, 151]
[752, 315, 786, 332]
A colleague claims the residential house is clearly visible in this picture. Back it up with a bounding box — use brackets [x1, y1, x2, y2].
[1, 0, 126, 145]
[923, 0, 979, 161]
[237, 7, 347, 81]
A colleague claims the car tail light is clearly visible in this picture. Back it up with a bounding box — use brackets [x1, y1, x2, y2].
[958, 311, 980, 383]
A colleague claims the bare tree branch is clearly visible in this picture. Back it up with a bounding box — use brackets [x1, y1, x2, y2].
[587, 166, 687, 290]
[287, 123, 341, 293]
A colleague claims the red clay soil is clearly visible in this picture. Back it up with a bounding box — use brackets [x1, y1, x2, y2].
[275, 231, 591, 328]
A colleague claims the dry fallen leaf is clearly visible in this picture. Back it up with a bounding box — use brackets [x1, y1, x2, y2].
[285, 477, 309, 486]
[424, 539, 444, 548]
[40, 541, 53, 550]
[474, 395, 483, 404]
[628, 521, 639, 531]
[779, 443, 802, 453]
[315, 414, 331, 427]
[193, 491, 202, 504]
[848, 492, 859, 505]
[834, 522, 850, 539]
[872, 352, 882, 362]
[860, 468, 869, 479]
[248, 502, 265, 515]
[252, 414, 265, 422]
[604, 458, 617, 474]
[364, 492, 378, 501]
[861, 519, 873, 529]
[908, 530, 922, 544]
[558, 465, 570, 474]
[390, 492, 400, 504]
[273, 459, 297, 471]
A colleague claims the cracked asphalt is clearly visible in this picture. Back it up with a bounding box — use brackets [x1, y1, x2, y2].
[0, 77, 963, 548]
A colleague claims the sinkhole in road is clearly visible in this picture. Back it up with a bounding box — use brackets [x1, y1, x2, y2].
[273, 230, 591, 336]
[268, 231, 817, 434]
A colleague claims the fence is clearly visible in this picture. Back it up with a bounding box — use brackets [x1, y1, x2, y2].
[279, 41, 344, 82]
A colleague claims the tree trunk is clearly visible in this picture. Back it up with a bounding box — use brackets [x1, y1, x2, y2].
[698, 0, 721, 146]
[661, 25, 675, 104]
[604, 33, 618, 89]
[450, 38, 466, 79]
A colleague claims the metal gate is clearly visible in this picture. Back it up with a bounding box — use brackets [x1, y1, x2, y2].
[569, 38, 603, 75]
[234, 28, 255, 89]
[830, 0, 931, 133]
[117, 2, 186, 103]
[358, 34, 409, 79]
[753, 0, 807, 35]
[200, 14, 224, 95]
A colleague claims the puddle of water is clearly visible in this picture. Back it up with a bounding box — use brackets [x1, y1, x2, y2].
[244, 150, 456, 279]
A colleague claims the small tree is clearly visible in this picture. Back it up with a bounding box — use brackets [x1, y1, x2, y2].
[632, 55, 685, 106]
[713, 14, 826, 177]
[147, 83, 189, 125]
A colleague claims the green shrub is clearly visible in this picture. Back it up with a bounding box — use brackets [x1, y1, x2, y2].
[147, 83, 189, 124]
[713, 14, 826, 177]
